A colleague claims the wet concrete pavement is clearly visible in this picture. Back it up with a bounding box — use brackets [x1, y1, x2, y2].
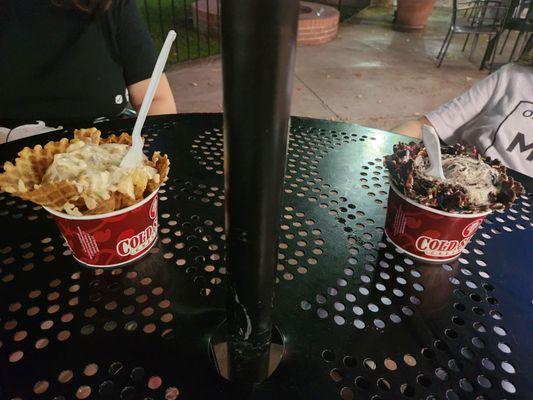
[167, 6, 498, 131]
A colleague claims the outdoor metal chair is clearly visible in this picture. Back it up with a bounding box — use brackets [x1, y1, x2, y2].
[497, 0, 532, 59]
[482, 0, 532, 70]
[460, 0, 488, 20]
[436, 0, 508, 67]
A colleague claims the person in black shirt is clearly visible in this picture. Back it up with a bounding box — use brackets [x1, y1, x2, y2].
[0, 0, 176, 142]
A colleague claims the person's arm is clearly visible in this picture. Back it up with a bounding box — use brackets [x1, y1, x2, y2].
[115, 0, 177, 115]
[392, 116, 433, 139]
[128, 74, 177, 115]
[393, 67, 505, 143]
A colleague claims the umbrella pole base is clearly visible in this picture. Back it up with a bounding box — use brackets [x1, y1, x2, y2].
[209, 322, 285, 382]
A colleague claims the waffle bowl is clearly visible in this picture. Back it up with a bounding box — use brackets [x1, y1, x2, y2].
[0, 128, 170, 267]
[0, 128, 169, 215]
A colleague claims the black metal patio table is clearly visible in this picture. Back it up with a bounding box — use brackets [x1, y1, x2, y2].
[0, 113, 531, 400]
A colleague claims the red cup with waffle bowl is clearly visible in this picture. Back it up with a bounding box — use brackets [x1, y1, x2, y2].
[384, 142, 524, 263]
[0, 128, 170, 268]
[45, 188, 159, 267]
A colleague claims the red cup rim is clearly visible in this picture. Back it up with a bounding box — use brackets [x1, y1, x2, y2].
[43, 187, 159, 220]
[389, 182, 492, 219]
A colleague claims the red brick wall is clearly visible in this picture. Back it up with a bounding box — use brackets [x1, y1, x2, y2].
[193, 0, 340, 46]
[297, 8, 339, 45]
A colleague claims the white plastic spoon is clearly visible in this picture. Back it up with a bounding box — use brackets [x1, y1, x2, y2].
[422, 124, 446, 181]
[120, 30, 177, 168]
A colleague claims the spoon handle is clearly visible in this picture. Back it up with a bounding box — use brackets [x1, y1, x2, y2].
[131, 30, 177, 146]
[422, 124, 446, 181]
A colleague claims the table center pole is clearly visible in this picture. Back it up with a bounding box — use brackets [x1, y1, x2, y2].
[220, 0, 300, 383]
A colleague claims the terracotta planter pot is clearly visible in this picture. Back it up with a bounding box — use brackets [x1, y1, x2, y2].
[396, 0, 437, 30]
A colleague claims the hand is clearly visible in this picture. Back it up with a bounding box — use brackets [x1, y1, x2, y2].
[391, 116, 433, 140]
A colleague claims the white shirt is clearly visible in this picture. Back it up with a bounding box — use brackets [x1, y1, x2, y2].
[426, 63, 532, 177]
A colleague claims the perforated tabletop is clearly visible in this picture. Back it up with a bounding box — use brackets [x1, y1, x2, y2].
[0, 114, 532, 400]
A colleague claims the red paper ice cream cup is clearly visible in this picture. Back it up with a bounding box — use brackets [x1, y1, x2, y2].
[385, 182, 491, 263]
[44, 189, 159, 268]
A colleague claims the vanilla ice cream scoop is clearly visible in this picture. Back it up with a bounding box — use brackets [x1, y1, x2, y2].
[415, 154, 499, 206]
[43, 141, 158, 211]
[440, 155, 499, 205]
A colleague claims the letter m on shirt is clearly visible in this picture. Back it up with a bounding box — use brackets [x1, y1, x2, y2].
[506, 132, 533, 161]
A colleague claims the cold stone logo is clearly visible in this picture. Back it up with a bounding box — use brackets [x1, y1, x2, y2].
[415, 219, 484, 257]
[462, 219, 483, 237]
[116, 221, 158, 257]
[414, 236, 469, 257]
[149, 196, 158, 219]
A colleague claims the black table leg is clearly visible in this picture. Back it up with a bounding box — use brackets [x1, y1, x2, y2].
[220, 0, 300, 383]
